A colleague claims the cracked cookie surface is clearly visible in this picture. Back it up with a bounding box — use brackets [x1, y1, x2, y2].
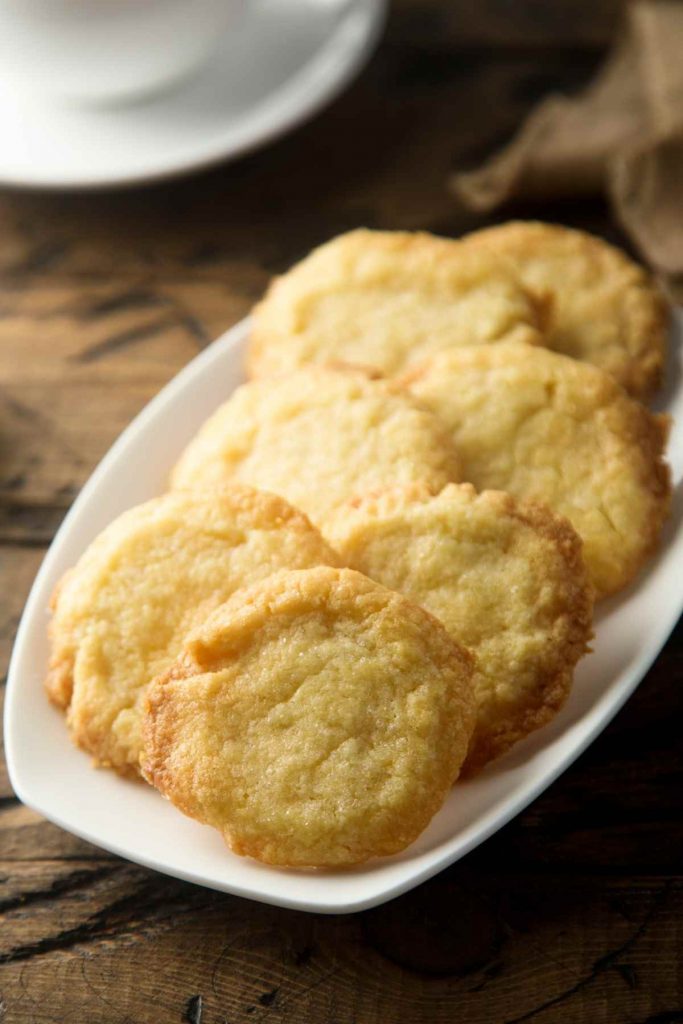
[171, 367, 462, 530]
[462, 221, 669, 397]
[47, 487, 338, 774]
[141, 566, 475, 867]
[327, 483, 594, 773]
[248, 228, 544, 378]
[404, 343, 671, 598]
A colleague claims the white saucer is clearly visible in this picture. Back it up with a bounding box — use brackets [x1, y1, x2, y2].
[0, 0, 386, 190]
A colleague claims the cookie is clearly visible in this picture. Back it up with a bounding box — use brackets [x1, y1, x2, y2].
[170, 367, 462, 530]
[462, 221, 669, 396]
[141, 566, 475, 867]
[46, 487, 339, 774]
[247, 228, 544, 378]
[404, 343, 671, 598]
[326, 483, 593, 773]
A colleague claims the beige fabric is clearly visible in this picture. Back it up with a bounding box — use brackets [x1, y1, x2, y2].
[451, 1, 683, 298]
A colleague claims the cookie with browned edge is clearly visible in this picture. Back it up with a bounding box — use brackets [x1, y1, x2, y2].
[47, 487, 338, 774]
[404, 343, 671, 598]
[463, 221, 669, 396]
[171, 366, 462, 530]
[248, 228, 544, 378]
[327, 483, 593, 773]
[142, 567, 475, 867]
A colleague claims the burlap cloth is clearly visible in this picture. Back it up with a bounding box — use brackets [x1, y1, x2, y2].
[451, 0, 683, 300]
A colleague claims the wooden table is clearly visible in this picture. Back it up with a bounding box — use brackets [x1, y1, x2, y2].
[1, 2, 681, 1020]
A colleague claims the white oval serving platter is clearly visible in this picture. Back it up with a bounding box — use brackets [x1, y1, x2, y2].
[5, 313, 683, 914]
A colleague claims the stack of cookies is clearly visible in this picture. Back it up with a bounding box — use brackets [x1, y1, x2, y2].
[47, 222, 672, 868]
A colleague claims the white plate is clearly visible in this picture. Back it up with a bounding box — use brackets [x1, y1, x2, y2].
[5, 314, 683, 914]
[0, 0, 386, 190]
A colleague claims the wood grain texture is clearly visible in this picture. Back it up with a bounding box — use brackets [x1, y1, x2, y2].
[0, 866, 681, 1023]
[0, 1, 681, 1020]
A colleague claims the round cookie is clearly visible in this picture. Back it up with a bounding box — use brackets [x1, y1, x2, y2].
[170, 367, 462, 530]
[403, 343, 671, 598]
[141, 566, 475, 868]
[46, 487, 339, 775]
[326, 483, 594, 773]
[247, 228, 544, 378]
[462, 221, 669, 396]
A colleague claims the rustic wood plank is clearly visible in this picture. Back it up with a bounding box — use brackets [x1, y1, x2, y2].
[0, 801, 106, 862]
[0, 867, 680, 1023]
[0, 860, 120, 926]
[0, 546, 45, 678]
[0, 277, 256, 513]
[0, 3, 680, 1020]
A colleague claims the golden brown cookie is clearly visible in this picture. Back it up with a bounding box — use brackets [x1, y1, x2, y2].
[462, 221, 669, 396]
[326, 483, 593, 773]
[247, 228, 544, 378]
[403, 343, 671, 598]
[46, 487, 338, 775]
[170, 367, 462, 530]
[141, 566, 475, 868]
